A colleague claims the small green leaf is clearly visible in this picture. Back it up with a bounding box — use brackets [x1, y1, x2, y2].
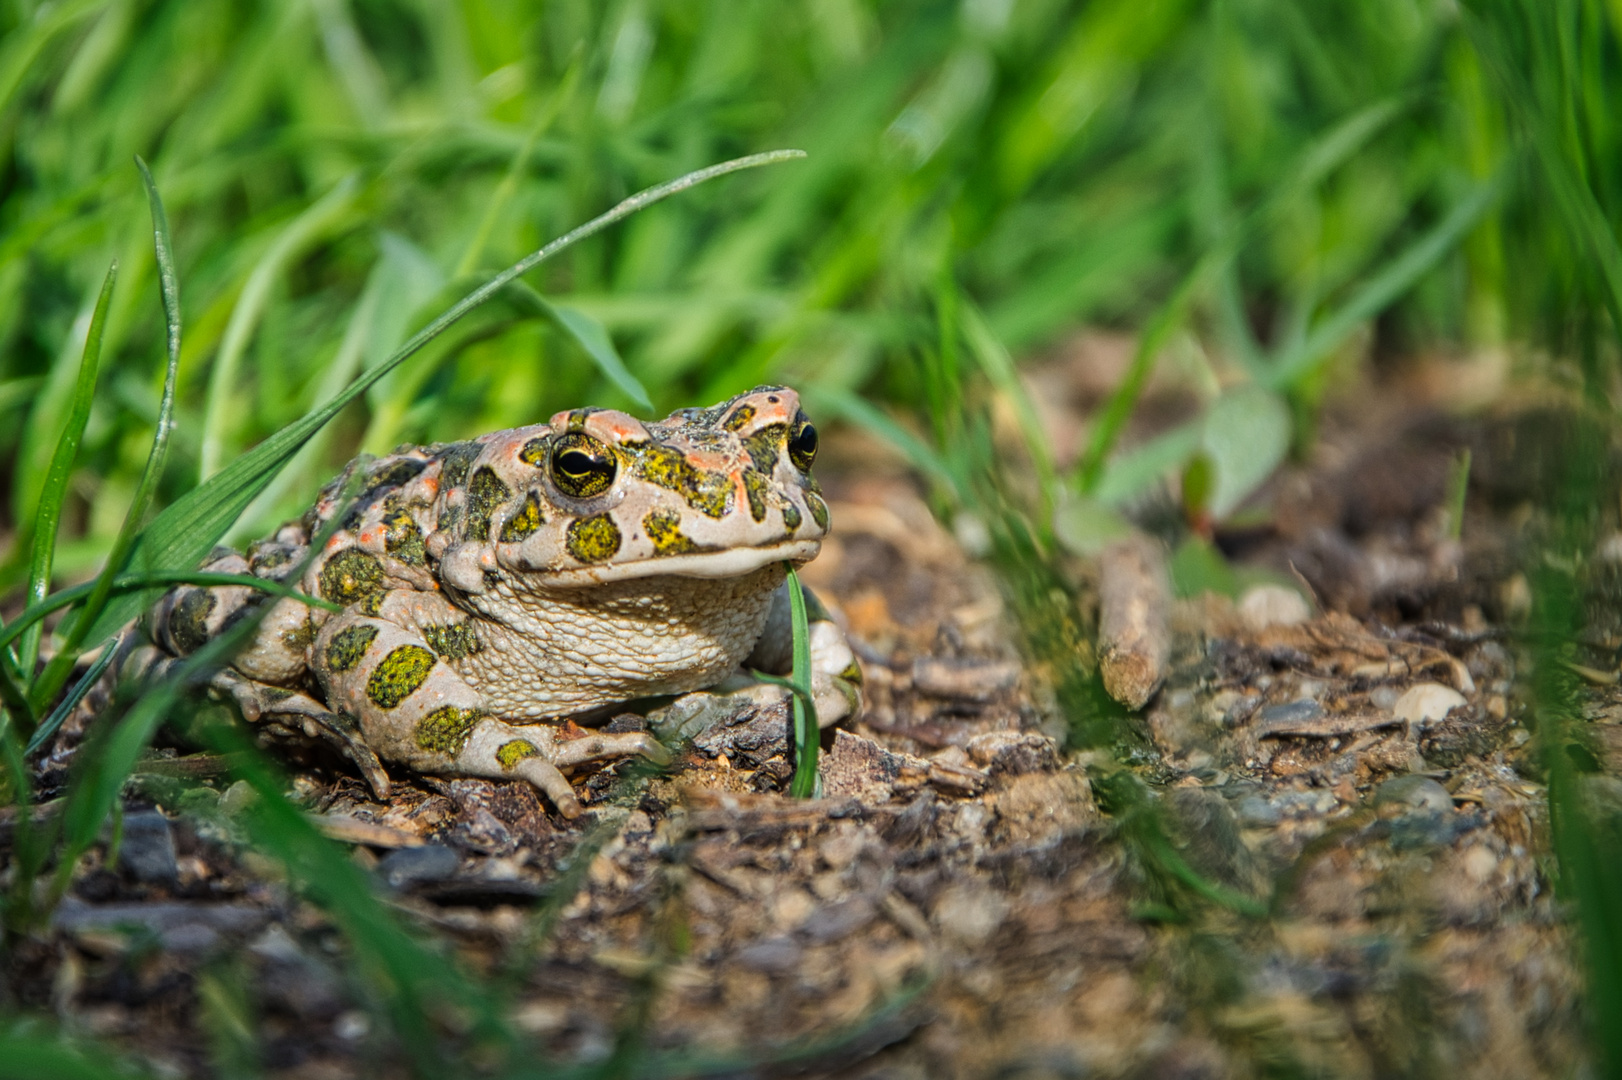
[1201, 385, 1290, 519]
[1180, 452, 1213, 525]
[1168, 535, 1239, 599]
[1092, 421, 1202, 507]
[1052, 494, 1133, 557]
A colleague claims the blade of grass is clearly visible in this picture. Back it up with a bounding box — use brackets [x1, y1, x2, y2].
[959, 297, 1056, 514]
[46, 476, 364, 916]
[20, 260, 117, 676]
[1267, 171, 1506, 388]
[23, 644, 116, 757]
[29, 158, 180, 714]
[453, 57, 581, 278]
[199, 720, 509, 1070]
[83, 149, 807, 649]
[1072, 94, 1413, 494]
[199, 172, 360, 480]
[800, 386, 961, 499]
[501, 281, 654, 413]
[784, 563, 819, 799]
[0, 570, 337, 659]
[1075, 263, 1204, 494]
[0, 1023, 157, 1080]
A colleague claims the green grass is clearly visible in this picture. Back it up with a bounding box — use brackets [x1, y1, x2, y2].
[2, 0, 1622, 1075]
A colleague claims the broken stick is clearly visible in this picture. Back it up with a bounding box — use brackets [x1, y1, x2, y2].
[1098, 533, 1171, 710]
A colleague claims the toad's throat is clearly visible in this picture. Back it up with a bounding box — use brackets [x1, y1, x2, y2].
[454, 563, 792, 720]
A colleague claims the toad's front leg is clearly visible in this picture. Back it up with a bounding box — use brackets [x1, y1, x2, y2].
[313, 598, 666, 818]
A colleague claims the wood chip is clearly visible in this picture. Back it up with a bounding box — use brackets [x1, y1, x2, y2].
[1254, 709, 1403, 740]
[1098, 534, 1171, 710]
[307, 814, 425, 849]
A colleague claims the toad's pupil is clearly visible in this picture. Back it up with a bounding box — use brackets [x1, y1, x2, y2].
[558, 450, 598, 477]
[789, 423, 818, 466]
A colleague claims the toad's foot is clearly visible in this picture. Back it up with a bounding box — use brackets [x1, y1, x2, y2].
[452, 719, 671, 819]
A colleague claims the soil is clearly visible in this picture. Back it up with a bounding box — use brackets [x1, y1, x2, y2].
[5, 368, 1618, 1079]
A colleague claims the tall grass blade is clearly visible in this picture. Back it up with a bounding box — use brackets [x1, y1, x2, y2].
[1268, 172, 1505, 388]
[21, 260, 117, 676]
[24, 644, 115, 757]
[502, 282, 654, 413]
[29, 159, 180, 713]
[785, 564, 819, 799]
[0, 1024, 156, 1080]
[960, 298, 1056, 512]
[199, 173, 360, 480]
[801, 386, 961, 499]
[83, 150, 807, 648]
[0, 570, 336, 660]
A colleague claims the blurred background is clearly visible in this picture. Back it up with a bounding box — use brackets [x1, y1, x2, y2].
[1, 0, 1616, 584]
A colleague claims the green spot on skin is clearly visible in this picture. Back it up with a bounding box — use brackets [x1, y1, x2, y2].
[384, 508, 426, 566]
[319, 548, 385, 606]
[723, 404, 756, 431]
[743, 470, 768, 523]
[280, 616, 318, 653]
[496, 739, 540, 771]
[841, 660, 864, 685]
[781, 501, 802, 532]
[499, 491, 545, 542]
[169, 589, 216, 654]
[415, 705, 484, 755]
[519, 436, 549, 467]
[807, 492, 830, 531]
[365, 644, 436, 709]
[438, 443, 481, 489]
[629, 442, 732, 518]
[423, 622, 480, 660]
[325, 624, 379, 673]
[643, 508, 702, 556]
[465, 466, 512, 541]
[248, 543, 293, 572]
[566, 514, 623, 563]
[743, 424, 786, 478]
[364, 457, 426, 493]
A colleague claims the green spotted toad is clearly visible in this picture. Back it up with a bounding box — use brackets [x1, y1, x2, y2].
[134, 387, 860, 817]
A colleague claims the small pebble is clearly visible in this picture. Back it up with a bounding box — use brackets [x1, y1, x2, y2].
[1238, 585, 1311, 630]
[1234, 795, 1281, 828]
[377, 844, 460, 890]
[118, 810, 178, 887]
[1256, 699, 1324, 727]
[1392, 683, 1466, 725]
[1374, 775, 1453, 814]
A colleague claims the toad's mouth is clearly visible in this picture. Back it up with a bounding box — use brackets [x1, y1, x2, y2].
[522, 539, 822, 588]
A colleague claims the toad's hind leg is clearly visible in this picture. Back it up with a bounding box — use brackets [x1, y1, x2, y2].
[312, 606, 669, 818]
[453, 720, 672, 819]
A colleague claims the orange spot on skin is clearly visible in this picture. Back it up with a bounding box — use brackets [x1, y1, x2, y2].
[557, 719, 590, 741]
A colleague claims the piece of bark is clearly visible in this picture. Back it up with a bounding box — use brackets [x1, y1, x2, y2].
[1098, 534, 1171, 710]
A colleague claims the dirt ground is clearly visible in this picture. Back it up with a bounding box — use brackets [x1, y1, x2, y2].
[6, 354, 1617, 1079]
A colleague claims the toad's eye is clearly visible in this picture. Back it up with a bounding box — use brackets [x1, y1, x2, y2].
[550, 434, 617, 498]
[788, 414, 818, 472]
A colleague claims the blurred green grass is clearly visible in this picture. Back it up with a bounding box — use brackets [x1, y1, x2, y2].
[4, 0, 1622, 1076]
[0, 0, 1580, 579]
